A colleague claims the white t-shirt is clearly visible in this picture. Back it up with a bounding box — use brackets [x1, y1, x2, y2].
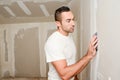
[45, 31, 76, 80]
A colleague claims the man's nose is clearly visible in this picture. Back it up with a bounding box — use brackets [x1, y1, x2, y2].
[72, 21, 75, 27]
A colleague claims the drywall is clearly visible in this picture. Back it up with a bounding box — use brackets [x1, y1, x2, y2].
[97, 0, 120, 80]
[79, 0, 91, 80]
[0, 22, 56, 78]
[0, 25, 2, 78]
[14, 28, 40, 77]
[0, 21, 79, 78]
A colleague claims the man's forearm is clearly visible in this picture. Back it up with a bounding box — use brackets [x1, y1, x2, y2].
[74, 54, 92, 75]
[60, 54, 92, 80]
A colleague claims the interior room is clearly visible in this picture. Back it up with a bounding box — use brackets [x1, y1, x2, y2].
[0, 0, 120, 80]
[0, 0, 80, 80]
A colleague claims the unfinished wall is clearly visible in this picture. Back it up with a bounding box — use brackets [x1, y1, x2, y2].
[79, 0, 91, 80]
[97, 0, 120, 80]
[14, 28, 40, 77]
[0, 21, 79, 78]
[0, 22, 56, 78]
[0, 24, 2, 79]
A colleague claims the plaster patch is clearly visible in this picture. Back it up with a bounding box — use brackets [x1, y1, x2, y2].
[4, 30, 8, 62]
[4, 71, 10, 78]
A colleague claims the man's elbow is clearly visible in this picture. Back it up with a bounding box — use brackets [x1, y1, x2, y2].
[59, 73, 72, 80]
[61, 76, 70, 80]
[58, 68, 74, 80]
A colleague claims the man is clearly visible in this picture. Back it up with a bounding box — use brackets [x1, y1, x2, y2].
[44, 6, 98, 80]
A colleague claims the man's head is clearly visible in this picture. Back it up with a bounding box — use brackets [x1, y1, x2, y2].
[54, 6, 75, 36]
[54, 6, 70, 21]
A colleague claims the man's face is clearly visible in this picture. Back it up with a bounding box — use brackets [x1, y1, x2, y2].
[56, 11, 75, 35]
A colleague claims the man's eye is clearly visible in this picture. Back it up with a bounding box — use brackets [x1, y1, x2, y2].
[67, 20, 71, 23]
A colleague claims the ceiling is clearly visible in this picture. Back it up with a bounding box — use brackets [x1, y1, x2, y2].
[0, 0, 79, 24]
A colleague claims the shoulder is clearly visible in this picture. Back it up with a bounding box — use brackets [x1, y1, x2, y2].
[46, 31, 60, 44]
[45, 32, 62, 48]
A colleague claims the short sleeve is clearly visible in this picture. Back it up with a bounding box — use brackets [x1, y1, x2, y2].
[44, 41, 66, 63]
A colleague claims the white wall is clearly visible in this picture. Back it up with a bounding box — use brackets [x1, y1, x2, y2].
[80, 0, 120, 80]
[97, 0, 120, 80]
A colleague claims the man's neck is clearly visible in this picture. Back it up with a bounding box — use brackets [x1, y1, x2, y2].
[57, 30, 69, 36]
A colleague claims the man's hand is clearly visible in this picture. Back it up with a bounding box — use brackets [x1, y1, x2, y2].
[86, 35, 98, 59]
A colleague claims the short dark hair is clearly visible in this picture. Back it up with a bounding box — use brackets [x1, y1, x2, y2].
[54, 6, 70, 21]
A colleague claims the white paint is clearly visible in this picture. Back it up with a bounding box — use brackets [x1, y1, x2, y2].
[97, 72, 104, 80]
[3, 6, 16, 17]
[97, 0, 120, 80]
[40, 5, 50, 17]
[17, 1, 31, 15]
[108, 77, 111, 80]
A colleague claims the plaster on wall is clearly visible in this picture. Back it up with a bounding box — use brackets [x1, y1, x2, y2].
[0, 22, 79, 78]
[0, 22, 56, 77]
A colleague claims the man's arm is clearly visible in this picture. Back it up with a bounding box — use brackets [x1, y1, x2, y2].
[52, 36, 98, 80]
[52, 54, 91, 80]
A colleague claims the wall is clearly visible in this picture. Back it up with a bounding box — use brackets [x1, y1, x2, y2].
[97, 0, 120, 80]
[0, 22, 56, 78]
[79, 0, 91, 80]
[0, 22, 79, 78]
[0, 25, 2, 78]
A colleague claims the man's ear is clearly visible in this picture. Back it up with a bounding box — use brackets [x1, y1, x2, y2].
[55, 21, 61, 27]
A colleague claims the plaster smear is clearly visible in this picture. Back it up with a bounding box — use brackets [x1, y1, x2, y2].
[0, 22, 78, 78]
[0, 22, 56, 77]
